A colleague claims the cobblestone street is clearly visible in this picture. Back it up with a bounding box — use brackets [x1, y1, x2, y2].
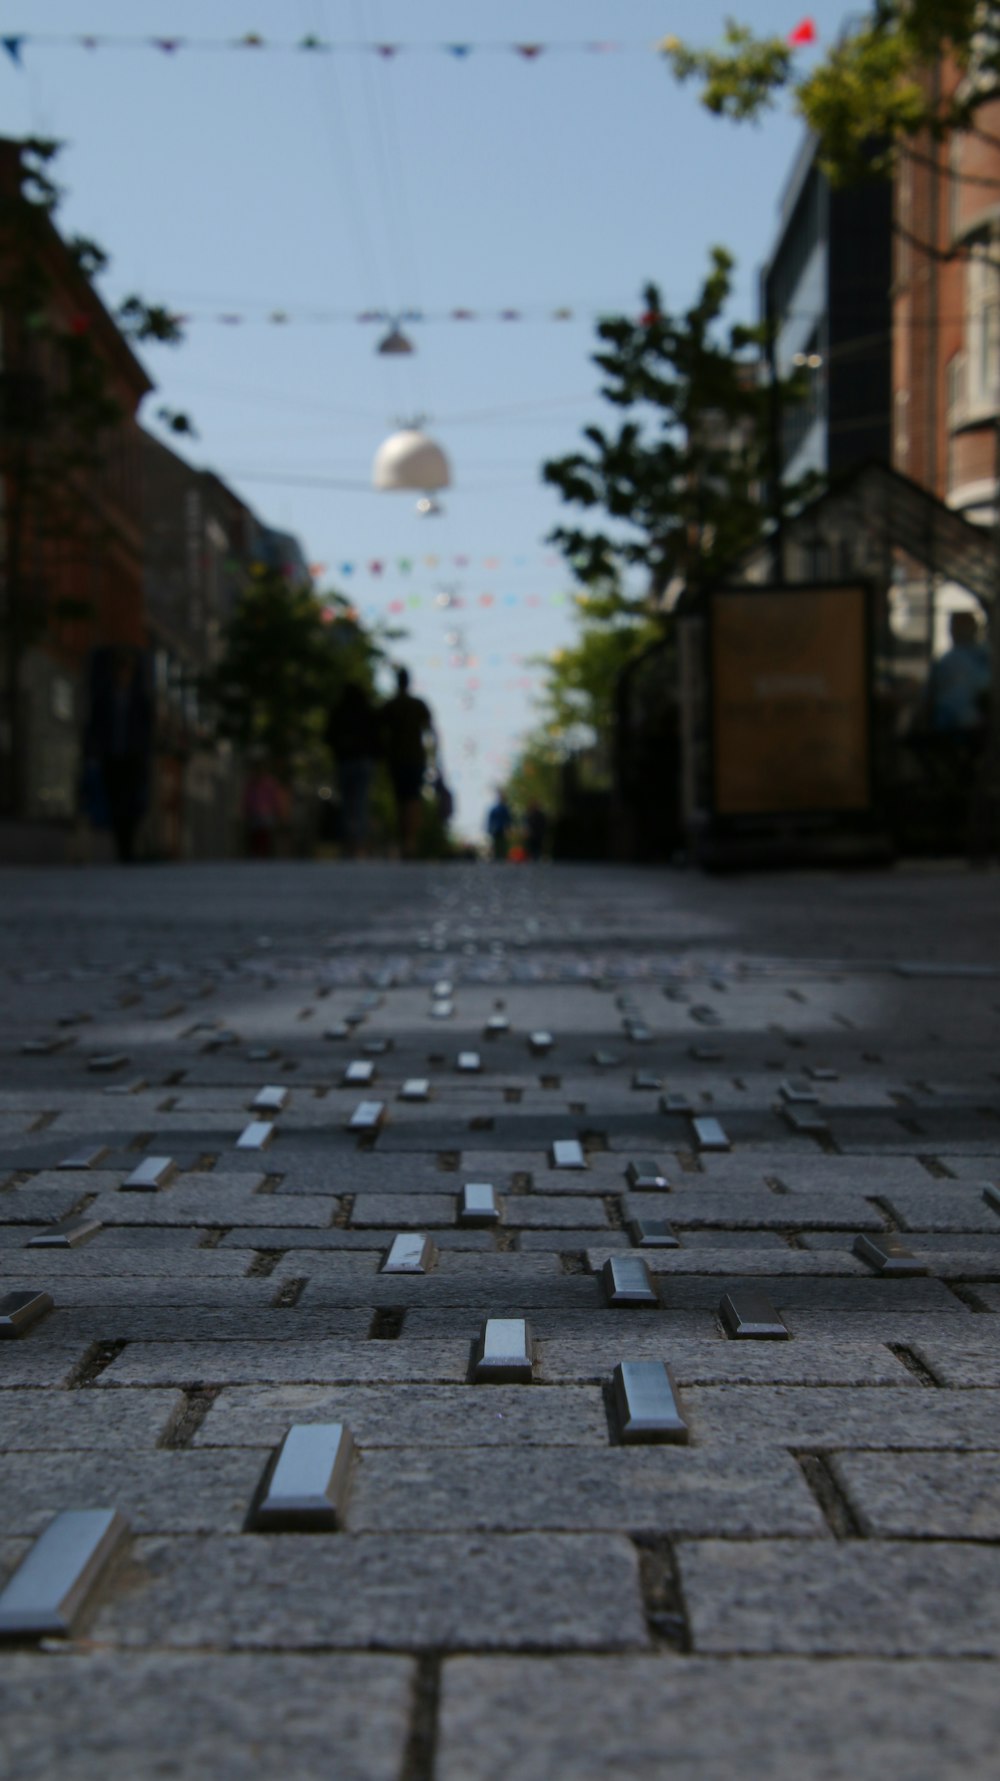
[2, 859, 1000, 1778]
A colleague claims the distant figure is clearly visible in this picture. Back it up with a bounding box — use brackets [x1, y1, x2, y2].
[83, 645, 152, 863]
[433, 771, 455, 826]
[524, 801, 548, 863]
[326, 681, 381, 856]
[486, 791, 513, 861]
[381, 667, 435, 858]
[244, 764, 288, 859]
[925, 611, 991, 735]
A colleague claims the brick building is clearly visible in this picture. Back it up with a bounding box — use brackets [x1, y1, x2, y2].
[893, 68, 1000, 649]
[0, 138, 152, 839]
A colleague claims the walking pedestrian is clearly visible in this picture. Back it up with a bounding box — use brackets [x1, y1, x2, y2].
[83, 645, 152, 863]
[326, 680, 381, 856]
[381, 667, 435, 858]
[486, 790, 513, 861]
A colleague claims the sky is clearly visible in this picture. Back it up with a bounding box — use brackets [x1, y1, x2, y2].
[1, 1, 854, 835]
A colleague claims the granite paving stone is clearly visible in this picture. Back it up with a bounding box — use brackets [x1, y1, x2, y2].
[89, 1532, 647, 1650]
[833, 1450, 1000, 1537]
[677, 1540, 1000, 1654]
[0, 1653, 413, 1781]
[346, 1444, 826, 1536]
[3, 858, 999, 1773]
[193, 1381, 611, 1448]
[436, 1657, 1000, 1781]
[0, 1448, 265, 1534]
[0, 1388, 182, 1447]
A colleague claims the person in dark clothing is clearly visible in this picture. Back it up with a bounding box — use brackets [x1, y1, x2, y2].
[380, 666, 435, 858]
[486, 791, 513, 861]
[326, 681, 381, 856]
[83, 646, 152, 863]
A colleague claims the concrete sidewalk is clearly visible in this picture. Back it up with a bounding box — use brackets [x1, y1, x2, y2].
[1, 861, 999, 1778]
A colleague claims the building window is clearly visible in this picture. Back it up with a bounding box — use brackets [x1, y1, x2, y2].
[967, 238, 1000, 410]
[946, 351, 967, 428]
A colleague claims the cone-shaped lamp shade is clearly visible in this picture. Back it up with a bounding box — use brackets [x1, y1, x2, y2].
[377, 324, 414, 356]
[372, 428, 451, 492]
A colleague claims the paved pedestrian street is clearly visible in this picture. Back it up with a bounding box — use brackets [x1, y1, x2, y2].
[1, 860, 1000, 1779]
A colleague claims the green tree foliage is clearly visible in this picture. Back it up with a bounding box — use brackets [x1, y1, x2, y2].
[507, 594, 662, 816]
[661, 4, 987, 182]
[531, 598, 661, 752]
[200, 572, 381, 772]
[542, 251, 801, 601]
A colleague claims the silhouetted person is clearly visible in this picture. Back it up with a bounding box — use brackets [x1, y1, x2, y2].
[925, 611, 991, 736]
[243, 763, 288, 859]
[326, 681, 381, 856]
[381, 667, 435, 858]
[83, 646, 152, 863]
[486, 791, 513, 861]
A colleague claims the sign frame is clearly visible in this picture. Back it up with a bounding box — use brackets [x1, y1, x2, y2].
[705, 579, 875, 823]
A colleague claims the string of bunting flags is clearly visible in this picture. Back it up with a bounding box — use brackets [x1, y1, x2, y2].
[0, 22, 818, 65]
[320, 592, 570, 622]
[158, 305, 596, 327]
[305, 555, 566, 577]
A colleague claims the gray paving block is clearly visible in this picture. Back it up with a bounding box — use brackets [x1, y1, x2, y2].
[96, 1338, 470, 1386]
[877, 1187, 1000, 1233]
[437, 1656, 1000, 1781]
[0, 1389, 181, 1450]
[91, 1532, 646, 1650]
[194, 1382, 610, 1449]
[0, 1449, 264, 1534]
[907, 1329, 1000, 1387]
[219, 1224, 495, 1252]
[350, 1193, 458, 1227]
[519, 1228, 630, 1251]
[86, 1188, 337, 1228]
[273, 1155, 450, 1195]
[834, 1451, 1000, 1538]
[44, 1309, 372, 1345]
[1, 1277, 307, 1310]
[584, 1246, 869, 1276]
[0, 1652, 413, 1781]
[678, 1540, 1000, 1654]
[502, 1196, 610, 1229]
[682, 1385, 1000, 1449]
[535, 1337, 918, 1387]
[347, 1445, 824, 1536]
[623, 1189, 887, 1230]
[0, 1346, 91, 1388]
[0, 1250, 253, 1277]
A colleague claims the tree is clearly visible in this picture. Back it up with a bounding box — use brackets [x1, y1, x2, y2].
[200, 571, 382, 775]
[541, 251, 806, 605]
[0, 136, 187, 813]
[506, 594, 662, 827]
[661, 5, 988, 184]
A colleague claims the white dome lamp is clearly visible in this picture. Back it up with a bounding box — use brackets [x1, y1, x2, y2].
[372, 423, 451, 515]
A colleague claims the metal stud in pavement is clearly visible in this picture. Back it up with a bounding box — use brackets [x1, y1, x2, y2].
[471, 1318, 533, 1383]
[613, 1361, 688, 1444]
[0, 1509, 129, 1639]
[248, 1424, 355, 1532]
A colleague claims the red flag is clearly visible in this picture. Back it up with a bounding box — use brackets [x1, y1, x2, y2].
[788, 19, 817, 47]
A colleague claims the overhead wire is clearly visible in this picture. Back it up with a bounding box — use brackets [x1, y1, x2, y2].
[302, 0, 384, 311]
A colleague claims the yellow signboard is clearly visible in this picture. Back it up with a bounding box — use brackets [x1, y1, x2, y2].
[712, 584, 869, 816]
